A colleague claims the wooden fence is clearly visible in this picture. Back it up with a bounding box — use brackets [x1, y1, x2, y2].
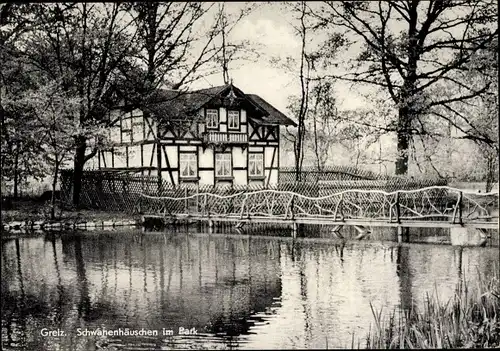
[137, 186, 498, 225]
[279, 166, 389, 182]
[60, 170, 447, 214]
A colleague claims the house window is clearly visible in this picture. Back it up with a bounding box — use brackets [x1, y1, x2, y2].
[206, 109, 219, 129]
[180, 153, 197, 178]
[215, 153, 231, 177]
[228, 110, 240, 130]
[249, 153, 264, 177]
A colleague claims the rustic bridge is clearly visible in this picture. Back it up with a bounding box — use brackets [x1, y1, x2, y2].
[138, 186, 499, 232]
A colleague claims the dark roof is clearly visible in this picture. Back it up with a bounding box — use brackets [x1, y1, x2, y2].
[141, 84, 296, 126]
[246, 94, 296, 126]
[144, 85, 230, 120]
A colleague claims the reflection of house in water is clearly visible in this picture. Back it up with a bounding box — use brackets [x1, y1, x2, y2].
[3, 234, 499, 350]
[58, 233, 282, 336]
[2, 234, 282, 349]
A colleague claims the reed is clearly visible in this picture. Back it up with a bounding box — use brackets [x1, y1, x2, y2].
[365, 266, 500, 349]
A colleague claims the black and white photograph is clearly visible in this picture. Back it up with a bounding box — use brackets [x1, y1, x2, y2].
[1, 1, 499, 350]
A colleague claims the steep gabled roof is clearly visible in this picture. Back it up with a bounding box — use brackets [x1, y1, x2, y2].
[246, 94, 296, 126]
[144, 85, 230, 120]
[141, 84, 296, 126]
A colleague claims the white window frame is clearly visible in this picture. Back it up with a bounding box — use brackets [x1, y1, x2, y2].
[215, 153, 232, 177]
[248, 153, 264, 177]
[227, 110, 240, 130]
[179, 153, 198, 178]
[206, 109, 219, 129]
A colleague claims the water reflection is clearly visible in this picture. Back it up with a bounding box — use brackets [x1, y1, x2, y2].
[1, 231, 498, 350]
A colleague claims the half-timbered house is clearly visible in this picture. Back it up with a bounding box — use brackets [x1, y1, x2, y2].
[91, 84, 296, 187]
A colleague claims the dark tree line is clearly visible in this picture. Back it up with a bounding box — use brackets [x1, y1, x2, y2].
[1, 1, 497, 206]
[1, 3, 255, 205]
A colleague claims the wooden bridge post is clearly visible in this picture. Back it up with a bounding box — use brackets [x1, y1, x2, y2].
[196, 183, 200, 214]
[340, 193, 344, 221]
[458, 191, 463, 225]
[203, 193, 208, 217]
[397, 227, 409, 243]
[395, 191, 401, 224]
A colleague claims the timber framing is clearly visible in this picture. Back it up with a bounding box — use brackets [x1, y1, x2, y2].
[92, 83, 295, 187]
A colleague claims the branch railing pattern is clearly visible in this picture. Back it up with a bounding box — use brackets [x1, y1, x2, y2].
[137, 186, 499, 224]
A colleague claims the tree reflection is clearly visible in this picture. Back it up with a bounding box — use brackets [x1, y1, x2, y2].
[74, 236, 91, 319]
[395, 245, 415, 313]
[51, 237, 64, 324]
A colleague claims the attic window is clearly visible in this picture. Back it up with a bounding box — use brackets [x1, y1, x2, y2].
[228, 110, 240, 130]
[206, 109, 219, 129]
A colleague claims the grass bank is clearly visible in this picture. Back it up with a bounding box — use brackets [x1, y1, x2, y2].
[1, 197, 139, 224]
[364, 268, 500, 349]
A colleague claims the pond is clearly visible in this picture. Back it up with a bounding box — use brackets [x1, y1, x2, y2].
[1, 229, 499, 350]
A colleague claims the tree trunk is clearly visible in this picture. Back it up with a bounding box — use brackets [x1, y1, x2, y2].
[395, 6, 419, 176]
[485, 154, 496, 193]
[313, 116, 322, 172]
[72, 138, 86, 206]
[13, 145, 19, 199]
[395, 83, 415, 176]
[395, 121, 410, 175]
[51, 159, 60, 220]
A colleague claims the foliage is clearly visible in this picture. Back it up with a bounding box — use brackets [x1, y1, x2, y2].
[365, 268, 500, 349]
[1, 3, 138, 203]
[119, 3, 259, 98]
[15, 83, 80, 164]
[1, 5, 48, 195]
[5, 82, 80, 218]
[2, 3, 252, 205]
[308, 0, 498, 174]
[277, 1, 342, 179]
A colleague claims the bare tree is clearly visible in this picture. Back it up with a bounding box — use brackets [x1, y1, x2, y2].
[214, 3, 261, 85]
[308, 81, 340, 171]
[310, 0, 498, 175]
[125, 2, 259, 92]
[276, 1, 319, 180]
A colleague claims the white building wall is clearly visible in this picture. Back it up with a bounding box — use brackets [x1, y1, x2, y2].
[199, 148, 214, 168]
[110, 125, 121, 143]
[162, 171, 177, 185]
[146, 117, 156, 140]
[267, 169, 278, 186]
[114, 146, 127, 168]
[199, 171, 214, 185]
[234, 170, 247, 185]
[165, 146, 178, 168]
[264, 147, 276, 168]
[232, 147, 246, 168]
[128, 145, 142, 167]
[142, 144, 156, 167]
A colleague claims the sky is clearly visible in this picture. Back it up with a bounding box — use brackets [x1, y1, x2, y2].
[185, 0, 487, 121]
[189, 2, 369, 117]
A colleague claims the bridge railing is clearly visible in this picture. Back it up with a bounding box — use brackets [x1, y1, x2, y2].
[137, 186, 499, 224]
